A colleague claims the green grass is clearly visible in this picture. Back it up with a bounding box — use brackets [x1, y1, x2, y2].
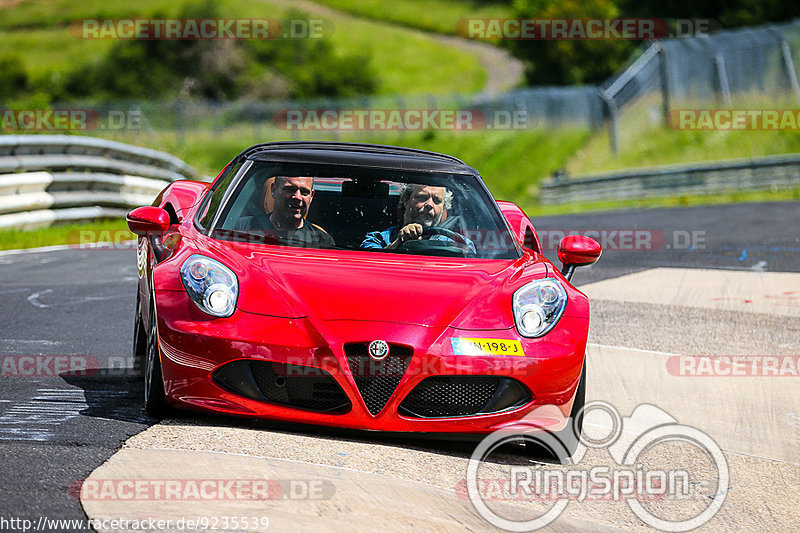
[0, 0, 486, 96]
[319, 13, 486, 95]
[0, 219, 133, 251]
[567, 95, 800, 175]
[312, 0, 510, 35]
[569, 124, 800, 176]
[101, 126, 590, 204]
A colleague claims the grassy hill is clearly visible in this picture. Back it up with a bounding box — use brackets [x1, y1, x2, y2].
[0, 0, 486, 97]
[312, 0, 510, 35]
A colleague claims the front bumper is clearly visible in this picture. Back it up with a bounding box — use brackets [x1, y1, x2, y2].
[155, 290, 588, 434]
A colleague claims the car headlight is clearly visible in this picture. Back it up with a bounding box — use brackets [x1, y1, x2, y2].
[513, 278, 567, 337]
[180, 255, 238, 317]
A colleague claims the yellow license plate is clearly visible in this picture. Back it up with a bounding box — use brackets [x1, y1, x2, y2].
[450, 337, 524, 356]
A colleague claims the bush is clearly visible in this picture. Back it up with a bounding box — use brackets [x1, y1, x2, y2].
[58, 2, 376, 101]
[0, 55, 29, 102]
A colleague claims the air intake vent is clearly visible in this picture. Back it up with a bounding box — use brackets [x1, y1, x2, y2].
[398, 376, 531, 418]
[344, 343, 412, 415]
[213, 360, 351, 413]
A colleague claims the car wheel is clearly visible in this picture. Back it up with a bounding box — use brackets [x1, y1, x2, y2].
[525, 362, 586, 463]
[143, 302, 170, 418]
[133, 292, 147, 375]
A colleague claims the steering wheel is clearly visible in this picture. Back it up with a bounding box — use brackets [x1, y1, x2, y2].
[395, 225, 474, 256]
[421, 226, 470, 245]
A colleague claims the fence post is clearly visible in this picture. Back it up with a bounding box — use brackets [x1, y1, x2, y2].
[780, 40, 800, 103]
[599, 89, 619, 155]
[713, 53, 732, 106]
[658, 42, 671, 123]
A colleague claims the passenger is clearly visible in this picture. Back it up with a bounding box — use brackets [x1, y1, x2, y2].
[235, 176, 334, 247]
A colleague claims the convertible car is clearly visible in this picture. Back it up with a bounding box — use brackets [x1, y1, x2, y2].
[128, 141, 601, 453]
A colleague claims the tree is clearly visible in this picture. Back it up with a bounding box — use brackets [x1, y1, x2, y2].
[505, 0, 636, 86]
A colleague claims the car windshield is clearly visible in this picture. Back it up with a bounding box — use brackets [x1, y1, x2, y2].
[206, 160, 519, 260]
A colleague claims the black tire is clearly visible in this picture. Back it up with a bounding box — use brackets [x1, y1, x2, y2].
[133, 292, 147, 376]
[143, 302, 170, 418]
[525, 363, 586, 463]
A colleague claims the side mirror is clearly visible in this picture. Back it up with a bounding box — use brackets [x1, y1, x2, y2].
[127, 206, 171, 236]
[557, 235, 602, 281]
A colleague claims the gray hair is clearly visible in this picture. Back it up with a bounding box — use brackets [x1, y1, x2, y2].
[398, 183, 453, 210]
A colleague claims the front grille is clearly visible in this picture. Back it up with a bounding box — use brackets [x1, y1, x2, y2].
[398, 376, 531, 418]
[344, 343, 412, 415]
[213, 360, 351, 413]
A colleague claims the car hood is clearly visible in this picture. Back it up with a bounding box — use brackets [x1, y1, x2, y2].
[212, 242, 549, 329]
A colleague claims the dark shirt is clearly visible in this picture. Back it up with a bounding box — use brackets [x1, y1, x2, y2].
[234, 213, 335, 248]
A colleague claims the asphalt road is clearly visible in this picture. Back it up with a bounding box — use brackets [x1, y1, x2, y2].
[0, 201, 797, 531]
[535, 200, 800, 284]
[0, 249, 150, 530]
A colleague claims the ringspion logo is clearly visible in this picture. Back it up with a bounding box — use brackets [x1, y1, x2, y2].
[467, 402, 728, 531]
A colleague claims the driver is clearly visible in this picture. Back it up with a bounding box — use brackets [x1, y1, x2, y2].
[360, 183, 473, 251]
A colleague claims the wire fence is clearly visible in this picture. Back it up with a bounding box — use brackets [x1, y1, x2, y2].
[102, 86, 606, 143]
[5, 19, 800, 158]
[601, 18, 800, 154]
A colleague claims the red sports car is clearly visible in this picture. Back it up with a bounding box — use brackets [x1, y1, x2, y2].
[128, 142, 601, 453]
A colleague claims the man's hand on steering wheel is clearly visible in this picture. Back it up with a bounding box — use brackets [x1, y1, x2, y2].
[386, 224, 472, 254]
[421, 226, 470, 246]
[385, 223, 424, 250]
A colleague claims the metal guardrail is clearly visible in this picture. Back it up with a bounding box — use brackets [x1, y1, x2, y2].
[540, 153, 800, 204]
[0, 135, 199, 229]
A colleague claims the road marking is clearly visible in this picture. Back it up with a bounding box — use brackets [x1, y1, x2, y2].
[26, 289, 128, 309]
[27, 289, 53, 308]
[0, 244, 72, 257]
[0, 339, 61, 345]
[588, 342, 681, 357]
[0, 388, 87, 441]
[0, 287, 30, 295]
[0, 387, 145, 441]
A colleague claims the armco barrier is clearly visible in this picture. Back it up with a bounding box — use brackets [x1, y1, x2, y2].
[540, 153, 800, 204]
[0, 135, 200, 229]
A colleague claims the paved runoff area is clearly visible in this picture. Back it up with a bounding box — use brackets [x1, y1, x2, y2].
[80, 267, 800, 533]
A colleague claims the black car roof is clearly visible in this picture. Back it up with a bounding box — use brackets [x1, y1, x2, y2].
[235, 141, 479, 175]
